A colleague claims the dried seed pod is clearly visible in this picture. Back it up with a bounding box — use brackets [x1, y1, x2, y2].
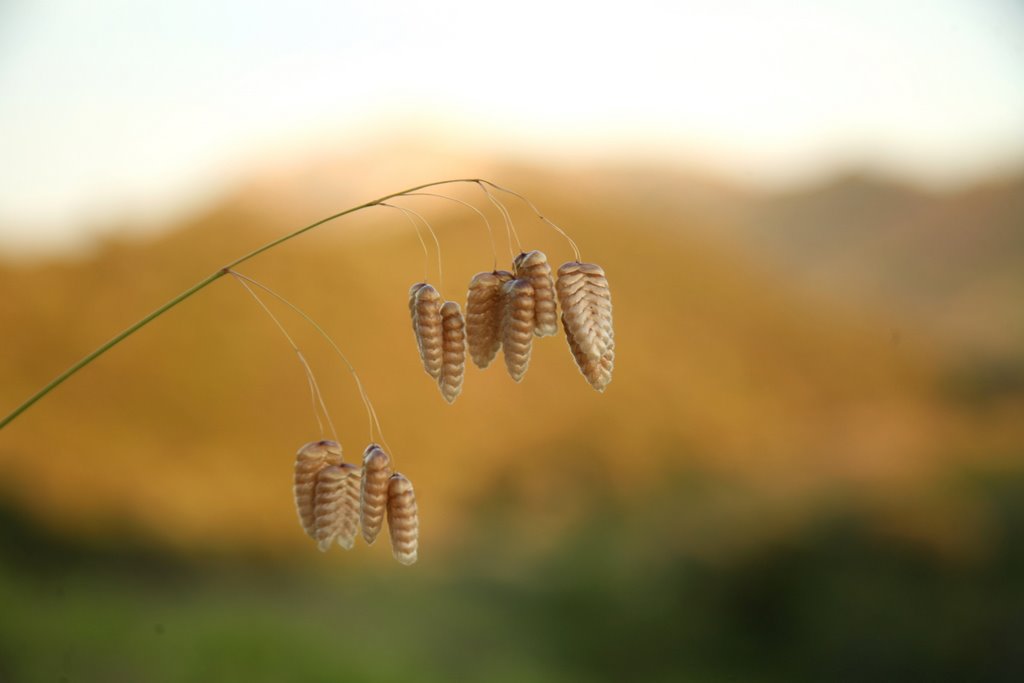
[293, 440, 343, 539]
[360, 443, 392, 544]
[438, 301, 466, 403]
[556, 262, 615, 391]
[501, 278, 535, 382]
[514, 251, 558, 337]
[465, 270, 513, 368]
[412, 284, 443, 379]
[387, 473, 419, 565]
[312, 463, 361, 551]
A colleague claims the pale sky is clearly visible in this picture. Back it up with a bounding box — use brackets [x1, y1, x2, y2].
[1, 0, 1023, 252]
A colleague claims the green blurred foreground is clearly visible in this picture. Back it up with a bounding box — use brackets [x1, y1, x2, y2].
[2, 469, 1022, 683]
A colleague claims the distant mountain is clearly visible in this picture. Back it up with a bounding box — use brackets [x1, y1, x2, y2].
[737, 171, 1024, 358]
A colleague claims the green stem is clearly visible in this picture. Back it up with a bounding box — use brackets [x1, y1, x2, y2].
[0, 177, 483, 430]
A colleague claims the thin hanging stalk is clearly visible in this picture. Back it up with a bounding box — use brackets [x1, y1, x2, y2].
[0, 178, 489, 429]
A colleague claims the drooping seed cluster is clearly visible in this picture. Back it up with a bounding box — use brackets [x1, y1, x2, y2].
[409, 250, 614, 396]
[293, 441, 418, 564]
[293, 440, 343, 538]
[465, 270, 512, 368]
[411, 282, 469, 403]
[514, 250, 558, 337]
[287, 197, 612, 568]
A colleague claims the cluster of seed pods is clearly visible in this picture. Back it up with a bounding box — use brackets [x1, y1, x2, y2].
[410, 251, 614, 397]
[293, 440, 418, 565]
[409, 283, 466, 404]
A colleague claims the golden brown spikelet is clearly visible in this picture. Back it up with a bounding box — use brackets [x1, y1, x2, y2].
[465, 270, 513, 368]
[514, 251, 558, 337]
[387, 473, 419, 565]
[438, 301, 466, 403]
[556, 262, 615, 392]
[359, 444, 392, 544]
[293, 440, 343, 539]
[312, 462, 361, 551]
[501, 279, 535, 382]
[412, 284, 443, 379]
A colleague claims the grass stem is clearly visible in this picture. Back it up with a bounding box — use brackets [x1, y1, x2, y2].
[0, 177, 485, 430]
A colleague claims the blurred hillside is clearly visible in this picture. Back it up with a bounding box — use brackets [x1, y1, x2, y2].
[0, 160, 1021, 561]
[742, 172, 1024, 360]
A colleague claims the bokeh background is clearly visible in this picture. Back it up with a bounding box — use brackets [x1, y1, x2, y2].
[2, 1, 1024, 681]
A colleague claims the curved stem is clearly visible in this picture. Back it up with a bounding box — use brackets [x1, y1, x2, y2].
[0, 177, 484, 430]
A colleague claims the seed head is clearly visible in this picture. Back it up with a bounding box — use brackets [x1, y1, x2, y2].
[465, 270, 513, 369]
[411, 283, 443, 380]
[387, 472, 419, 565]
[359, 443, 392, 544]
[438, 300, 466, 403]
[556, 262, 614, 391]
[293, 440, 343, 539]
[514, 251, 558, 337]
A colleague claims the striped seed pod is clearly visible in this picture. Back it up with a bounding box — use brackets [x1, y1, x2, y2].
[465, 270, 513, 368]
[501, 278, 535, 382]
[313, 463, 361, 551]
[360, 443, 392, 544]
[412, 284, 443, 380]
[387, 473, 419, 565]
[293, 440, 343, 539]
[514, 251, 558, 337]
[439, 301, 466, 403]
[556, 262, 615, 392]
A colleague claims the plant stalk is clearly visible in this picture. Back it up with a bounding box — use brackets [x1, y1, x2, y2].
[0, 178, 483, 430]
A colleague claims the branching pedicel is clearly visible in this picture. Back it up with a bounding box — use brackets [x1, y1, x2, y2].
[0, 179, 615, 565]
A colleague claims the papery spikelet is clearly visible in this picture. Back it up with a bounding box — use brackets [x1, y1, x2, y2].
[556, 262, 615, 391]
[501, 278, 535, 382]
[312, 463, 360, 551]
[360, 444, 392, 544]
[465, 270, 513, 368]
[387, 473, 419, 565]
[293, 440, 343, 539]
[439, 301, 466, 403]
[514, 251, 558, 337]
[412, 284, 443, 379]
